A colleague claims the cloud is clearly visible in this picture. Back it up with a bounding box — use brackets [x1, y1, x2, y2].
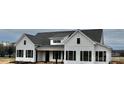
[104, 29, 124, 50]
[0, 29, 70, 42]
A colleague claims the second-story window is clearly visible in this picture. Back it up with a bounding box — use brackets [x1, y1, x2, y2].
[53, 40, 61, 43]
[24, 40, 26, 45]
[77, 38, 80, 44]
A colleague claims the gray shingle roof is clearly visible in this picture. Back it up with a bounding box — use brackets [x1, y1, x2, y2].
[25, 29, 103, 45]
[81, 29, 103, 43]
[25, 34, 41, 45]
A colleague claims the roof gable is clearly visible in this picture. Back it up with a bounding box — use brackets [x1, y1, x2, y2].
[16, 33, 35, 46]
[64, 30, 95, 44]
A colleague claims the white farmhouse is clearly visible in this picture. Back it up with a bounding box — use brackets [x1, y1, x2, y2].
[16, 29, 112, 64]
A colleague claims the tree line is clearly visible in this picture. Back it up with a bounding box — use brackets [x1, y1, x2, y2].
[0, 44, 15, 57]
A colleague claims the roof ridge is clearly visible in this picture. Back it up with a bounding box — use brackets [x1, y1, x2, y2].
[24, 33, 34, 36]
[36, 30, 74, 34]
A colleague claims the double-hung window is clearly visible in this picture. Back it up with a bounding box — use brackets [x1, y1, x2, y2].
[80, 51, 92, 61]
[96, 51, 106, 62]
[26, 50, 33, 58]
[17, 50, 23, 57]
[66, 51, 76, 61]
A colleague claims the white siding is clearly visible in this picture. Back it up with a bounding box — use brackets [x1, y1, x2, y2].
[64, 32, 94, 64]
[65, 32, 93, 47]
[64, 31, 111, 64]
[16, 36, 36, 62]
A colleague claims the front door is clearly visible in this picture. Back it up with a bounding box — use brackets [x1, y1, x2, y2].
[45, 51, 49, 62]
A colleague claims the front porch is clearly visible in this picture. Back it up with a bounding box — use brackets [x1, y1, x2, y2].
[36, 45, 64, 63]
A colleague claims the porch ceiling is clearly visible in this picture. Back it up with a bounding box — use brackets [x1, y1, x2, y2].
[36, 45, 64, 51]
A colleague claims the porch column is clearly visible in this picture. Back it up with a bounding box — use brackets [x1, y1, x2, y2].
[92, 49, 95, 63]
[35, 50, 38, 62]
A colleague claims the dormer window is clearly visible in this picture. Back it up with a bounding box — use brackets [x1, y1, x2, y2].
[24, 40, 26, 45]
[77, 38, 80, 44]
[53, 40, 61, 43]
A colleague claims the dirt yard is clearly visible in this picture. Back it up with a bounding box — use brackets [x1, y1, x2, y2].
[0, 57, 15, 64]
[112, 57, 124, 64]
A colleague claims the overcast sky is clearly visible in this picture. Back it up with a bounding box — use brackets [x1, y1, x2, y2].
[0, 29, 124, 50]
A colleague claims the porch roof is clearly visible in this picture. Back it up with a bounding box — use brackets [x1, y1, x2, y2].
[36, 45, 64, 51]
